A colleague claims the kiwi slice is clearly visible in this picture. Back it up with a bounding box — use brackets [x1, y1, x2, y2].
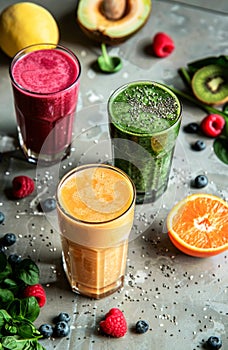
[191, 64, 228, 105]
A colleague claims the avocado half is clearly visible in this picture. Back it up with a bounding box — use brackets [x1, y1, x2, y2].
[76, 0, 152, 45]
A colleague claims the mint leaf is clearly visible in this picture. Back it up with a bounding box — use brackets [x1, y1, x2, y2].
[15, 259, 39, 285]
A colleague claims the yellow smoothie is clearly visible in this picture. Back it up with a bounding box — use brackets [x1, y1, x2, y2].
[56, 164, 135, 299]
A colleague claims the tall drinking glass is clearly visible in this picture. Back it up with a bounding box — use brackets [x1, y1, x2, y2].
[108, 81, 182, 204]
[56, 164, 136, 299]
[9, 44, 81, 164]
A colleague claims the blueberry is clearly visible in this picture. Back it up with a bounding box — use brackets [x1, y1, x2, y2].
[41, 198, 56, 212]
[54, 321, 70, 337]
[192, 140, 206, 151]
[1, 233, 17, 247]
[194, 175, 208, 189]
[206, 336, 222, 349]
[135, 320, 149, 334]
[39, 324, 54, 338]
[8, 254, 22, 266]
[183, 122, 200, 134]
[0, 212, 5, 224]
[54, 312, 71, 324]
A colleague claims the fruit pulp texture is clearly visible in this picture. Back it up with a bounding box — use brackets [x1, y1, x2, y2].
[11, 49, 80, 155]
[57, 165, 135, 298]
[109, 82, 181, 203]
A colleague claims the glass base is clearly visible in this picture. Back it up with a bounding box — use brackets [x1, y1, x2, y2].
[136, 183, 168, 204]
[62, 253, 124, 299]
[19, 141, 71, 165]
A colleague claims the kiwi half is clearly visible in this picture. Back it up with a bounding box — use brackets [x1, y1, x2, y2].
[191, 64, 228, 105]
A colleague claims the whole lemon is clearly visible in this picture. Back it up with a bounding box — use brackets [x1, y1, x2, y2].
[0, 2, 59, 57]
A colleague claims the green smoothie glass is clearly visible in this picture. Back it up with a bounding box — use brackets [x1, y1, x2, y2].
[108, 81, 182, 204]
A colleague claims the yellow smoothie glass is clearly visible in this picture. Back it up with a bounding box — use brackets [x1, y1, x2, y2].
[56, 164, 136, 299]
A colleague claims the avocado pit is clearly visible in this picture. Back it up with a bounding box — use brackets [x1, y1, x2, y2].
[101, 0, 126, 20]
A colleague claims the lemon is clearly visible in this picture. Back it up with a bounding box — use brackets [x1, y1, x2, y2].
[0, 2, 59, 57]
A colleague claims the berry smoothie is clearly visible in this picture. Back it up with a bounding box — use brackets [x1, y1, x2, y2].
[56, 164, 136, 299]
[108, 81, 182, 203]
[10, 44, 81, 163]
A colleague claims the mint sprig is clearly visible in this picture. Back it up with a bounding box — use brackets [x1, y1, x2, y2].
[0, 253, 45, 350]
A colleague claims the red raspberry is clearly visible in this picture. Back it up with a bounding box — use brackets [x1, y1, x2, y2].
[152, 32, 175, 58]
[22, 283, 46, 307]
[12, 175, 35, 199]
[200, 114, 225, 137]
[99, 308, 127, 338]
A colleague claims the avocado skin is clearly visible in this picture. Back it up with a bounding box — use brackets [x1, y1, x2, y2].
[76, 0, 152, 45]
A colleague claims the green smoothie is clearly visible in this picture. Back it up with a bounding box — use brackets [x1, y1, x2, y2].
[108, 81, 182, 204]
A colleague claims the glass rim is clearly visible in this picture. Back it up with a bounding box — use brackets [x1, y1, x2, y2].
[108, 80, 182, 137]
[56, 163, 136, 226]
[9, 43, 81, 96]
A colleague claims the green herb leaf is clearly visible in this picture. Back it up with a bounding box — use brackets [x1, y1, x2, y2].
[0, 288, 14, 305]
[187, 55, 228, 73]
[0, 254, 12, 282]
[1, 336, 28, 350]
[213, 137, 228, 165]
[0, 309, 12, 328]
[223, 102, 228, 115]
[15, 259, 39, 286]
[9, 299, 22, 319]
[20, 297, 40, 322]
[97, 43, 122, 73]
[2, 278, 20, 296]
[17, 319, 40, 339]
[4, 323, 17, 335]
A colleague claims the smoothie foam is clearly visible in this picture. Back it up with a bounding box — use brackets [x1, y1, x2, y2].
[12, 49, 78, 94]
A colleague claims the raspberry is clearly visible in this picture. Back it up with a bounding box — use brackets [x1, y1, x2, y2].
[99, 308, 127, 338]
[152, 32, 175, 58]
[23, 283, 46, 307]
[12, 175, 35, 199]
[200, 114, 225, 137]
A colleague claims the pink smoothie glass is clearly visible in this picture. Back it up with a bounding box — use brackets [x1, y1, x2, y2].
[9, 44, 81, 164]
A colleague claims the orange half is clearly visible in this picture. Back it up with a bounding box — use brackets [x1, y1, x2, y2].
[167, 193, 228, 257]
